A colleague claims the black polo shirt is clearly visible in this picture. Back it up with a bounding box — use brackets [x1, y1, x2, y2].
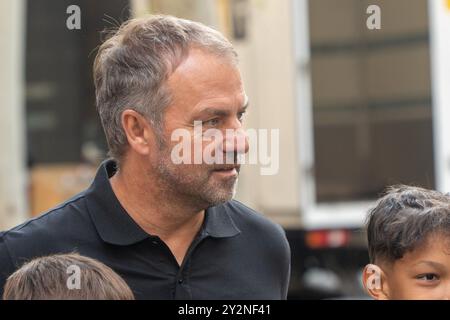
[0, 160, 290, 299]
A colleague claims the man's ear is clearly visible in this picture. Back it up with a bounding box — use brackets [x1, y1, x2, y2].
[121, 109, 154, 156]
[362, 264, 390, 300]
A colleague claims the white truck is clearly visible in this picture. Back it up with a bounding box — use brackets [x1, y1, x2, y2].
[233, 0, 450, 298]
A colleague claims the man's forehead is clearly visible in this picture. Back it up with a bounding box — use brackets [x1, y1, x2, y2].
[193, 93, 248, 113]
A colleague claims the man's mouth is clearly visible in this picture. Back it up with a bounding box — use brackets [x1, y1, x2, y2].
[212, 165, 240, 177]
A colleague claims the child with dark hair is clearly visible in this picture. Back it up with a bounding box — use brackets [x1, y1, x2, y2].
[2, 253, 134, 300]
[362, 185, 450, 300]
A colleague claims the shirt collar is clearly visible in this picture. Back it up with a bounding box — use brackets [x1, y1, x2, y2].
[85, 159, 240, 246]
[202, 204, 241, 238]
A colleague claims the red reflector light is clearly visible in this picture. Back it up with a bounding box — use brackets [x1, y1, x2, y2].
[305, 230, 350, 249]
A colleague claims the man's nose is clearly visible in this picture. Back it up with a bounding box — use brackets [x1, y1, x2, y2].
[223, 128, 249, 155]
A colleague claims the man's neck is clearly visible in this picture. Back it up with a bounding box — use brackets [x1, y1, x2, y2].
[109, 158, 205, 265]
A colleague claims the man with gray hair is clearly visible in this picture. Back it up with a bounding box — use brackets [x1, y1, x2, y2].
[0, 15, 290, 299]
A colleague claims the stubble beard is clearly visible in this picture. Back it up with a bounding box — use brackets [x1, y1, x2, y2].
[154, 148, 238, 209]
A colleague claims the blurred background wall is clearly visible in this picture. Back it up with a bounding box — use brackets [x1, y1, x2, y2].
[0, 0, 28, 230]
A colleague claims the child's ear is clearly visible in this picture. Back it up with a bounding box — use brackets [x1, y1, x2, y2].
[362, 264, 390, 300]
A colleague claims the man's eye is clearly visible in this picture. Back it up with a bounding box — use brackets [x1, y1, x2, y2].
[204, 118, 220, 126]
[416, 273, 439, 282]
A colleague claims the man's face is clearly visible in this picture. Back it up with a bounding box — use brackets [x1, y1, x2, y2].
[150, 48, 249, 208]
[383, 234, 450, 300]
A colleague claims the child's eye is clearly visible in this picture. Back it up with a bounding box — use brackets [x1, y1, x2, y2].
[416, 273, 440, 282]
[238, 112, 246, 122]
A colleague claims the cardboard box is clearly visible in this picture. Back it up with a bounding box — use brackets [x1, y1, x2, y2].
[30, 164, 96, 216]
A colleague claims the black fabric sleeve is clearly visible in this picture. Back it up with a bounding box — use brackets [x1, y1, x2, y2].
[0, 234, 16, 299]
[280, 228, 291, 299]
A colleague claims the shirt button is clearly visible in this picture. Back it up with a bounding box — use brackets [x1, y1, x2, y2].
[178, 279, 184, 284]
[152, 240, 159, 245]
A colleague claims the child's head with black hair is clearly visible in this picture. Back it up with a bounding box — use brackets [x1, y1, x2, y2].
[362, 185, 450, 300]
